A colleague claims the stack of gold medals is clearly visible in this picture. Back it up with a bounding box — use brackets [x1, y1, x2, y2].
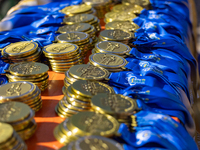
[105, 21, 140, 32]
[4, 62, 49, 91]
[59, 136, 124, 150]
[0, 102, 37, 140]
[56, 23, 98, 44]
[112, 3, 143, 15]
[43, 43, 82, 73]
[92, 41, 132, 57]
[91, 93, 139, 126]
[54, 111, 119, 144]
[104, 2, 144, 24]
[64, 64, 110, 87]
[0, 81, 42, 112]
[0, 122, 27, 150]
[55, 32, 93, 57]
[1, 41, 42, 64]
[122, 0, 150, 9]
[99, 29, 135, 46]
[89, 52, 128, 72]
[83, 0, 112, 18]
[62, 14, 101, 33]
[104, 11, 137, 24]
[55, 79, 115, 118]
[60, 4, 96, 16]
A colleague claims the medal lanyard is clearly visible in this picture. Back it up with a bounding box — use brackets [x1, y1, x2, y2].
[149, 48, 191, 75]
[150, 1, 191, 26]
[117, 110, 197, 149]
[133, 32, 197, 89]
[121, 86, 194, 129]
[0, 60, 9, 85]
[133, 32, 196, 75]
[0, 32, 55, 48]
[134, 10, 191, 39]
[125, 60, 190, 98]
[109, 71, 181, 96]
[8, 1, 81, 16]
[0, 0, 81, 30]
[128, 48, 188, 78]
[133, 110, 197, 149]
[117, 123, 184, 149]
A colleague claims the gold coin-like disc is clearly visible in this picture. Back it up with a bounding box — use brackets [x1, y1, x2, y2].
[0, 123, 13, 144]
[0, 102, 31, 123]
[67, 111, 119, 137]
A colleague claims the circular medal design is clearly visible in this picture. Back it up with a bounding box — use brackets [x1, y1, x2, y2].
[91, 93, 137, 115]
[56, 32, 89, 43]
[89, 53, 127, 69]
[96, 41, 131, 55]
[8, 62, 49, 76]
[71, 80, 114, 98]
[67, 111, 119, 136]
[0, 101, 30, 123]
[68, 64, 109, 80]
[0, 123, 13, 144]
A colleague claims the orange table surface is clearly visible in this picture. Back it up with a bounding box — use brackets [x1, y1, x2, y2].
[26, 71, 65, 150]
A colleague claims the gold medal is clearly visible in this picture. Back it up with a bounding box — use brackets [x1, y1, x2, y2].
[67, 111, 119, 137]
[57, 23, 92, 34]
[112, 4, 143, 14]
[89, 53, 128, 69]
[56, 32, 90, 44]
[61, 4, 92, 16]
[2, 41, 38, 58]
[95, 41, 131, 56]
[0, 102, 31, 123]
[100, 29, 134, 41]
[105, 11, 136, 22]
[105, 21, 140, 32]
[68, 64, 110, 81]
[91, 93, 138, 118]
[71, 80, 114, 98]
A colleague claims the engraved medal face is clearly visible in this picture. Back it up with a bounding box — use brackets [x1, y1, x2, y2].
[91, 93, 136, 114]
[44, 43, 77, 54]
[71, 80, 114, 98]
[123, 0, 150, 6]
[76, 136, 124, 150]
[90, 53, 127, 68]
[112, 4, 143, 13]
[0, 123, 13, 143]
[0, 102, 30, 123]
[4, 41, 37, 55]
[0, 82, 33, 98]
[68, 64, 109, 80]
[63, 14, 94, 24]
[106, 21, 139, 32]
[96, 41, 131, 54]
[9, 62, 49, 75]
[56, 32, 89, 43]
[58, 23, 91, 33]
[100, 29, 133, 40]
[69, 111, 119, 136]
[105, 12, 136, 21]
[112, 4, 132, 12]
[61, 4, 91, 14]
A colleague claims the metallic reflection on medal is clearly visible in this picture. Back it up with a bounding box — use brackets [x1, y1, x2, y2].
[0, 81, 42, 112]
[0, 102, 37, 140]
[0, 122, 27, 150]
